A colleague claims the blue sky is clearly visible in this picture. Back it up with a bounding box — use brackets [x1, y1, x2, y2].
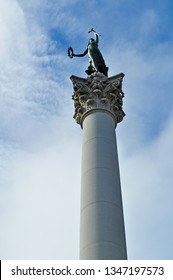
[0, 0, 173, 259]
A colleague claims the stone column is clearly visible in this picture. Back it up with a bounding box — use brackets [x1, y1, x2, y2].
[70, 72, 127, 260]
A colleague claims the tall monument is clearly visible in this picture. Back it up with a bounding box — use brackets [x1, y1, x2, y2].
[69, 29, 127, 260]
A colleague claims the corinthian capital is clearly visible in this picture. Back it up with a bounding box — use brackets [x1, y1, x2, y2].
[70, 72, 125, 127]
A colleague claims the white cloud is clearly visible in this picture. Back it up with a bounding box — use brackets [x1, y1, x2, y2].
[120, 119, 173, 259]
[0, 0, 82, 259]
[0, 115, 82, 259]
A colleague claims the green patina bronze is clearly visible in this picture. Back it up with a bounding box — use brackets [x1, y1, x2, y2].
[68, 28, 108, 76]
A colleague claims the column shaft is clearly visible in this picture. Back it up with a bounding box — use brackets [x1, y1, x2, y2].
[80, 110, 127, 259]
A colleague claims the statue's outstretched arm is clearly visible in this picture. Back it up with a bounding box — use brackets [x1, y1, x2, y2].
[73, 48, 88, 57]
[68, 47, 88, 59]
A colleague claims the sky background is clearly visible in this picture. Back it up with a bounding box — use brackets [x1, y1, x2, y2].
[0, 0, 173, 260]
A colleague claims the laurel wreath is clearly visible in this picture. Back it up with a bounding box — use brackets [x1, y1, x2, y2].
[68, 47, 74, 58]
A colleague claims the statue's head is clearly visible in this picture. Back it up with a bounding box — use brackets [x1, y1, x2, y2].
[88, 38, 95, 45]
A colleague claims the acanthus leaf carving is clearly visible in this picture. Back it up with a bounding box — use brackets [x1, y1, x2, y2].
[70, 72, 125, 126]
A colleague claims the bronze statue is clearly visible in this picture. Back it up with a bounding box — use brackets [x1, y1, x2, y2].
[68, 28, 108, 76]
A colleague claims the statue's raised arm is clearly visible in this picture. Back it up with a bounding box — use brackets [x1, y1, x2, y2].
[88, 28, 99, 44]
[68, 28, 108, 76]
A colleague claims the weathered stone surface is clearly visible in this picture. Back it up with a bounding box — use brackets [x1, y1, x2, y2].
[70, 72, 125, 127]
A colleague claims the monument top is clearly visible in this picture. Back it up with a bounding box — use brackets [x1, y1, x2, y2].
[68, 28, 108, 76]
